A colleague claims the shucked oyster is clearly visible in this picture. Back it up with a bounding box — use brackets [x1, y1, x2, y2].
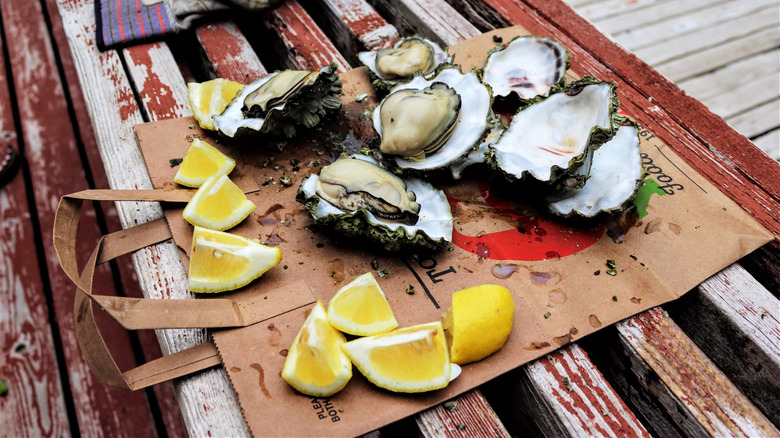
[214, 64, 342, 140]
[378, 82, 461, 162]
[547, 122, 644, 217]
[359, 36, 452, 94]
[298, 156, 453, 251]
[315, 157, 421, 224]
[374, 66, 492, 173]
[488, 77, 620, 186]
[483, 36, 569, 101]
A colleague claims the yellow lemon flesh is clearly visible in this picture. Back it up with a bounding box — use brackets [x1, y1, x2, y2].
[188, 79, 245, 131]
[182, 174, 255, 231]
[188, 227, 281, 293]
[442, 284, 514, 365]
[282, 301, 352, 397]
[327, 272, 398, 336]
[341, 321, 451, 393]
[173, 139, 236, 188]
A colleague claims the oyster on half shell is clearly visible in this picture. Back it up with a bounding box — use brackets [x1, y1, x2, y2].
[378, 82, 461, 162]
[214, 64, 342, 140]
[359, 36, 452, 95]
[297, 155, 453, 252]
[488, 77, 621, 186]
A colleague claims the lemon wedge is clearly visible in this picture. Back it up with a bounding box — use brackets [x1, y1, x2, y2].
[327, 272, 398, 336]
[341, 321, 451, 393]
[442, 284, 514, 365]
[282, 301, 353, 397]
[183, 174, 255, 231]
[188, 79, 245, 131]
[173, 139, 236, 188]
[188, 227, 281, 293]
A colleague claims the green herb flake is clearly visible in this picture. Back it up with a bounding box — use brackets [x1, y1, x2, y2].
[169, 158, 183, 167]
[594, 270, 601, 276]
[283, 265, 288, 269]
[606, 269, 617, 276]
[606, 259, 616, 269]
[371, 259, 380, 270]
[279, 176, 293, 187]
[0, 379, 7, 396]
[378, 268, 389, 278]
[456, 423, 466, 431]
[339, 408, 344, 413]
[290, 158, 300, 172]
[612, 296, 618, 302]
[544, 312, 551, 319]
[355, 93, 368, 102]
[405, 285, 415, 295]
[261, 177, 275, 186]
[492, 35, 503, 43]
[188, 124, 196, 129]
[761, 310, 768, 319]
[443, 400, 458, 412]
[562, 376, 573, 391]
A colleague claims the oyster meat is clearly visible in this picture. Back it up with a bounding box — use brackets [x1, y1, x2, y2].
[298, 156, 453, 251]
[483, 36, 569, 101]
[214, 64, 342, 139]
[378, 82, 461, 162]
[358, 36, 452, 94]
[374, 66, 492, 173]
[488, 77, 620, 184]
[547, 123, 644, 217]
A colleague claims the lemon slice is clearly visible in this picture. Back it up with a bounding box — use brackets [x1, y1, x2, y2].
[341, 321, 451, 393]
[442, 284, 514, 365]
[173, 139, 236, 188]
[188, 79, 245, 131]
[183, 174, 255, 231]
[327, 272, 398, 336]
[282, 301, 353, 397]
[188, 227, 281, 293]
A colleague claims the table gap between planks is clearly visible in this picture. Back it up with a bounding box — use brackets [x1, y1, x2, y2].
[0, 0, 777, 436]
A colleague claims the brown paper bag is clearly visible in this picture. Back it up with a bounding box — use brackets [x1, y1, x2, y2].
[55, 25, 773, 436]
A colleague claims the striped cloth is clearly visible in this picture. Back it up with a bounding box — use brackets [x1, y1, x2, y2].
[96, 0, 177, 50]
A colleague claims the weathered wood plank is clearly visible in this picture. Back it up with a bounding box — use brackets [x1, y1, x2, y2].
[632, 5, 779, 65]
[510, 345, 650, 438]
[367, 0, 481, 46]
[54, 0, 250, 436]
[703, 74, 779, 120]
[657, 26, 780, 83]
[594, 0, 715, 35]
[195, 21, 268, 83]
[299, 0, 399, 66]
[576, 0, 666, 23]
[477, 0, 780, 234]
[615, 0, 776, 51]
[43, 1, 190, 435]
[739, 240, 780, 297]
[614, 308, 778, 437]
[416, 390, 510, 437]
[668, 264, 780, 424]
[751, 129, 779, 160]
[726, 99, 780, 139]
[0, 25, 70, 438]
[2, 1, 161, 436]
[266, 0, 352, 72]
[676, 49, 780, 102]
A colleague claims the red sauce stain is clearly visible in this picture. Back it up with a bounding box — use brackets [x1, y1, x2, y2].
[259, 204, 284, 225]
[249, 363, 273, 399]
[230, 367, 242, 372]
[279, 349, 289, 357]
[448, 183, 603, 261]
[267, 323, 282, 347]
[554, 327, 579, 346]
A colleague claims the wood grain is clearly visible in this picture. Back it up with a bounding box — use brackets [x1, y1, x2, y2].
[368, 0, 481, 45]
[195, 21, 268, 83]
[416, 390, 510, 437]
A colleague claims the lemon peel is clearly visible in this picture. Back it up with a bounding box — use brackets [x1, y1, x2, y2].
[174, 139, 236, 188]
[327, 272, 398, 336]
[183, 174, 255, 231]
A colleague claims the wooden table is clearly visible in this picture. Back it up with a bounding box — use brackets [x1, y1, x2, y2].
[1, 0, 778, 436]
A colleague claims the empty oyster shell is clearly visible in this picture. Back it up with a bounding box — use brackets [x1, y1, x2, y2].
[315, 157, 421, 224]
[298, 155, 453, 252]
[378, 82, 461, 162]
[214, 64, 342, 140]
[483, 35, 569, 101]
[374, 66, 492, 173]
[488, 77, 620, 185]
[358, 36, 452, 95]
[547, 122, 644, 217]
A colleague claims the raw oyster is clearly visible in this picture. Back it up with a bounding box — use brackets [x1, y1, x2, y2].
[547, 122, 644, 217]
[378, 82, 461, 161]
[315, 157, 421, 224]
[488, 77, 620, 185]
[359, 37, 452, 95]
[374, 66, 492, 173]
[214, 64, 342, 139]
[298, 156, 453, 251]
[483, 35, 569, 101]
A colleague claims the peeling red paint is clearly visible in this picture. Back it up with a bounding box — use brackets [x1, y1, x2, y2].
[197, 23, 268, 83]
[126, 44, 181, 119]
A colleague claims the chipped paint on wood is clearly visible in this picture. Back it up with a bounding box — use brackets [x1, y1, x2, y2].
[196, 21, 268, 83]
[321, 0, 399, 49]
[415, 390, 510, 438]
[369, 0, 481, 46]
[123, 43, 190, 120]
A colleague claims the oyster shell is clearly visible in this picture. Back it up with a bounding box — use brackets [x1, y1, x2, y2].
[378, 82, 461, 161]
[547, 123, 644, 217]
[483, 36, 569, 102]
[488, 77, 620, 185]
[214, 64, 342, 140]
[373, 66, 492, 173]
[315, 157, 421, 224]
[298, 156, 453, 252]
[358, 36, 452, 95]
